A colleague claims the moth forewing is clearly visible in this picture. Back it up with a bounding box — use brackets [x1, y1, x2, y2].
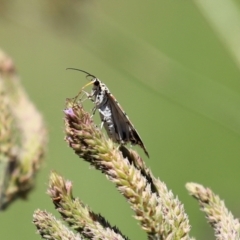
[108, 97, 130, 143]
[107, 92, 149, 158]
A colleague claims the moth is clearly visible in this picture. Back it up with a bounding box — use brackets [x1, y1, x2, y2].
[67, 68, 149, 158]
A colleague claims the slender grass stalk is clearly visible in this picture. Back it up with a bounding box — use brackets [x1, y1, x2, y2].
[186, 183, 240, 240]
[194, 0, 240, 70]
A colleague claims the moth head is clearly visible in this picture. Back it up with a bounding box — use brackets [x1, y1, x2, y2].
[66, 68, 103, 102]
[92, 78, 100, 87]
[82, 78, 101, 91]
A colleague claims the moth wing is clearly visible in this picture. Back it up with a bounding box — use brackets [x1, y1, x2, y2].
[107, 93, 149, 158]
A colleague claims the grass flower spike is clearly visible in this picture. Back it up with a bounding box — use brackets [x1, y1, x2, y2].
[186, 183, 240, 240]
[64, 98, 192, 240]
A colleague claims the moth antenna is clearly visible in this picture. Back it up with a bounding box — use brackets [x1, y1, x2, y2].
[66, 68, 97, 79]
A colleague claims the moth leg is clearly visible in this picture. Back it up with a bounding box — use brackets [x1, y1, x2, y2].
[91, 106, 97, 118]
[73, 90, 89, 104]
[79, 92, 89, 103]
[81, 90, 96, 118]
[73, 90, 85, 104]
[81, 90, 92, 101]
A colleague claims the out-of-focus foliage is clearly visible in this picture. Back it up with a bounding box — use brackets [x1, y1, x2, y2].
[0, 50, 47, 209]
[0, 1, 240, 240]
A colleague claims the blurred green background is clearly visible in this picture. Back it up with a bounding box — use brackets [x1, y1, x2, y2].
[1, 0, 240, 239]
